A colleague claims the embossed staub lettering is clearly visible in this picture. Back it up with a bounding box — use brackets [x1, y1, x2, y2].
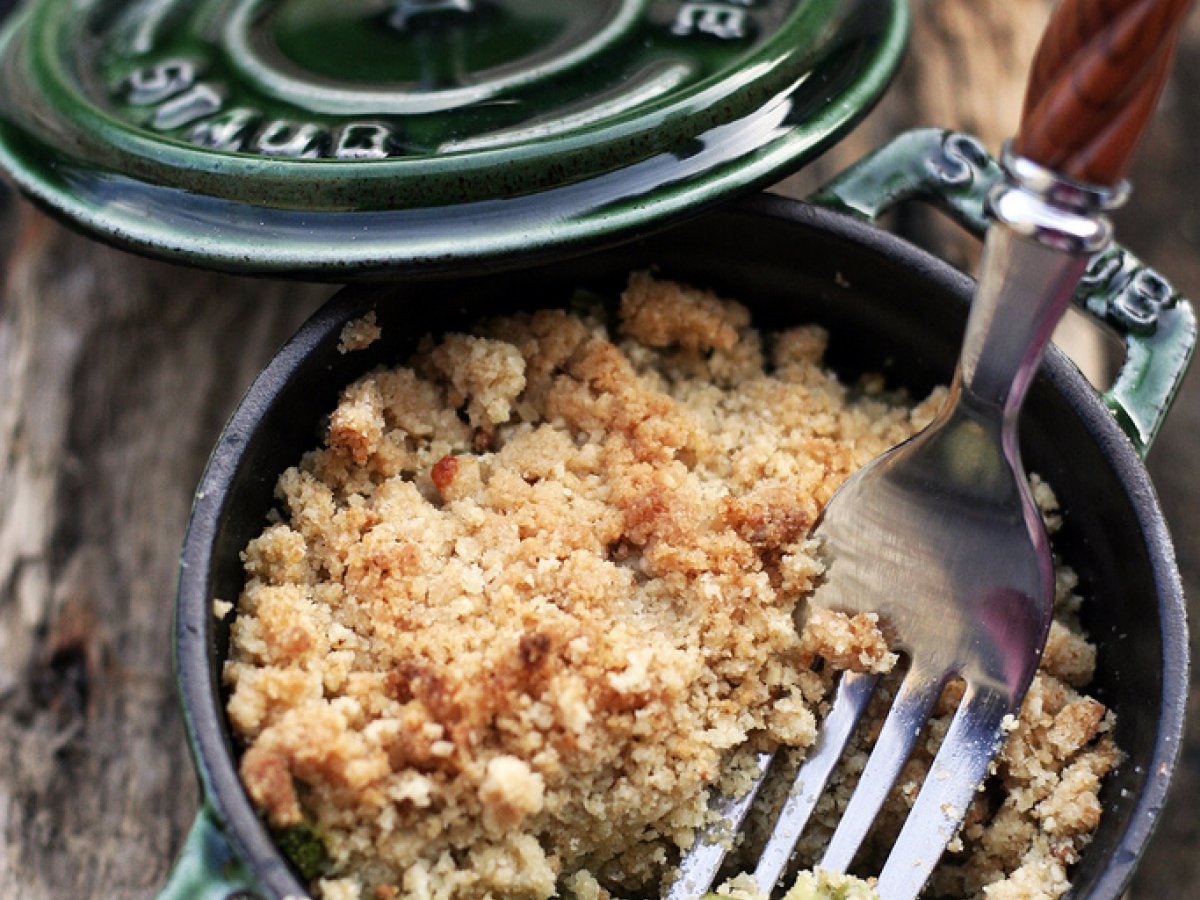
[670, 1, 757, 40]
[125, 59, 196, 106]
[334, 123, 394, 160]
[152, 84, 223, 130]
[119, 58, 403, 159]
[254, 120, 325, 158]
[187, 107, 259, 151]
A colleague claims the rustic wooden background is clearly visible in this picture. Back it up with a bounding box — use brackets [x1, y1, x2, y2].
[1, 2, 1197, 897]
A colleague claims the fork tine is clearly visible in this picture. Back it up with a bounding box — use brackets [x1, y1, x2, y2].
[663, 750, 775, 900]
[875, 686, 1011, 900]
[750, 671, 879, 896]
[819, 667, 947, 874]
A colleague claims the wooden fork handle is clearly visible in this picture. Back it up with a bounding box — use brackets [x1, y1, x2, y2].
[1014, 0, 1194, 186]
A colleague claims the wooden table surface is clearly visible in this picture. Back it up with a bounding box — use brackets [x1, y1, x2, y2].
[1, 3, 1197, 897]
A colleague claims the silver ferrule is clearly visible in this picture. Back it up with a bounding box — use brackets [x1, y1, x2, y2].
[986, 144, 1128, 255]
[956, 146, 1129, 423]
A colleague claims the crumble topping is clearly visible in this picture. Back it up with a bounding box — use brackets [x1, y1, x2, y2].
[226, 274, 1117, 900]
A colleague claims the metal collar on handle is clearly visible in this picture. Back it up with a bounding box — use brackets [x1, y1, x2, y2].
[989, 144, 1129, 255]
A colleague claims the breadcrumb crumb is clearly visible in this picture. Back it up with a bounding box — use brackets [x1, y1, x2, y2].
[338, 311, 382, 354]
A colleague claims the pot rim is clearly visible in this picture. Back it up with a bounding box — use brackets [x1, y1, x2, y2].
[174, 193, 1188, 899]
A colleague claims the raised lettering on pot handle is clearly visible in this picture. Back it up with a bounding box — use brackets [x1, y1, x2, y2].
[809, 127, 1196, 458]
[158, 805, 265, 900]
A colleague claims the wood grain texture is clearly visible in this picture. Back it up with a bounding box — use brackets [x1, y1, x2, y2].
[0, 207, 330, 897]
[1014, 0, 1193, 185]
[0, 2, 1197, 898]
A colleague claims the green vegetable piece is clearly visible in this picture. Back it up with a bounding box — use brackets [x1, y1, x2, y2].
[273, 823, 331, 881]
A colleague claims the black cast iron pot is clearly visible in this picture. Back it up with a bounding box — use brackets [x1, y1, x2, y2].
[170, 131, 1190, 900]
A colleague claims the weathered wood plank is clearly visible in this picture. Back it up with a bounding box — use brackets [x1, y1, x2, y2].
[0, 207, 330, 896]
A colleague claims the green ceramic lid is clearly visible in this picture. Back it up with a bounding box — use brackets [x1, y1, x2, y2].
[0, 0, 907, 277]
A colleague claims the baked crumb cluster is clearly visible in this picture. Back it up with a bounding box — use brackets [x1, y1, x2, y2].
[721, 869, 877, 900]
[224, 274, 1118, 900]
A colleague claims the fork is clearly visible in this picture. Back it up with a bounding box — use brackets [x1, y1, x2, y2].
[666, 2, 1193, 898]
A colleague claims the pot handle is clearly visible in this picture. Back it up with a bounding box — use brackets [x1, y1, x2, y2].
[808, 127, 1196, 459]
[158, 805, 265, 900]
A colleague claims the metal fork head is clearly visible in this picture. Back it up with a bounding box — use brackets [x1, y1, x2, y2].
[812, 395, 1052, 697]
[665, 155, 1127, 900]
[664, 321, 1059, 900]
[791, 392, 1055, 895]
[664, 374, 1057, 900]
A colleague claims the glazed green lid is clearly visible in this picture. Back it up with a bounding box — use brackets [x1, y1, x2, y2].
[0, 0, 907, 277]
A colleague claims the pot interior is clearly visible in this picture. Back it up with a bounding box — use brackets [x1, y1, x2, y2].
[185, 195, 1183, 899]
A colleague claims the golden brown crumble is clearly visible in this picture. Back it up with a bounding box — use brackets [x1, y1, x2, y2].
[720, 869, 877, 900]
[226, 274, 1117, 900]
[339, 311, 382, 354]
